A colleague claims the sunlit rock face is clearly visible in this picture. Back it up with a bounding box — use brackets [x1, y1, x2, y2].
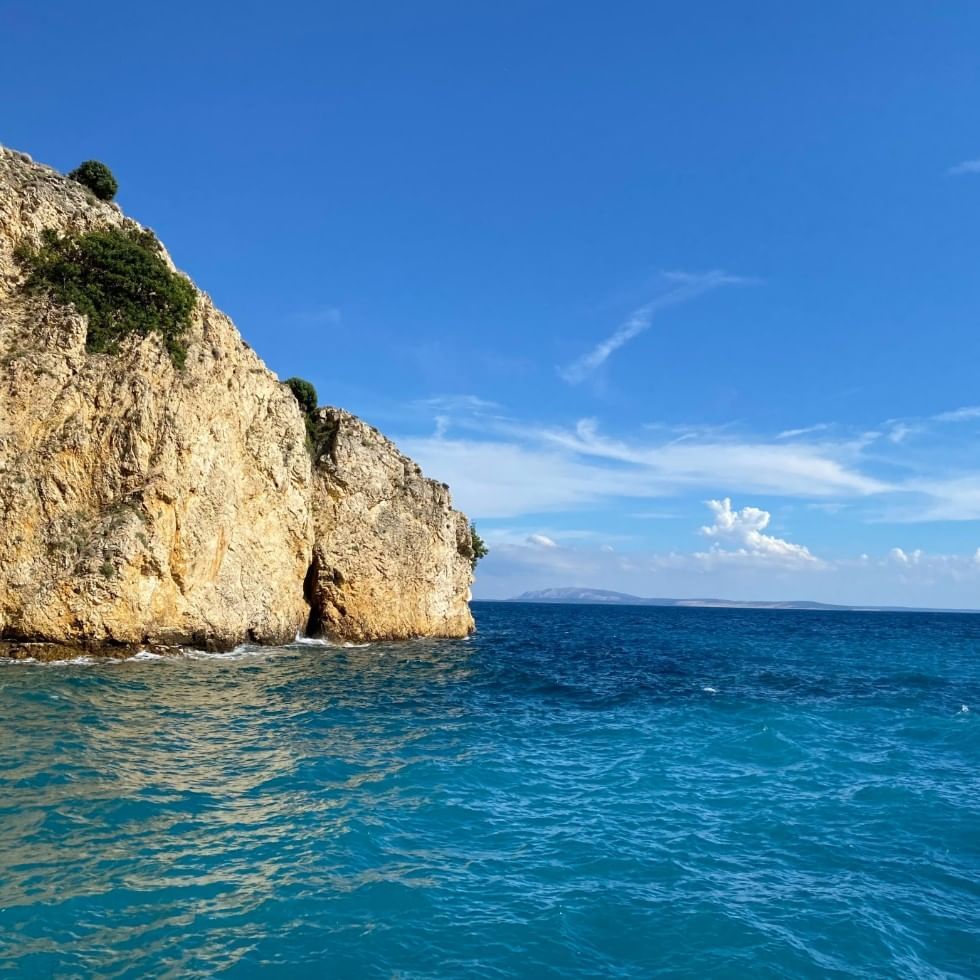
[306, 408, 475, 643]
[0, 146, 473, 653]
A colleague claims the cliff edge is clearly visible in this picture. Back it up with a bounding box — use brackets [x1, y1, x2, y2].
[0, 147, 474, 654]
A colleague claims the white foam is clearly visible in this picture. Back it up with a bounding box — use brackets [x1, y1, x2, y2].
[961, 704, 970, 713]
[702, 686, 718, 694]
[180, 644, 276, 661]
[292, 635, 332, 647]
[291, 634, 372, 649]
[131, 650, 165, 661]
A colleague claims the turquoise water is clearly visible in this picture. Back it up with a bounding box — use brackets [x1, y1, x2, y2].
[1, 602, 979, 978]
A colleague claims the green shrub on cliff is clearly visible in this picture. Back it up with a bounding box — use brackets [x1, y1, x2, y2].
[470, 524, 488, 567]
[68, 160, 119, 201]
[285, 377, 318, 415]
[284, 376, 335, 456]
[16, 227, 196, 367]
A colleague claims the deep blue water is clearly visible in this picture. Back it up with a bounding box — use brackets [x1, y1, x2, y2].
[1, 602, 979, 978]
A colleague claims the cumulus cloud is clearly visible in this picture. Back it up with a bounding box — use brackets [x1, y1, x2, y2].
[471, 506, 980, 606]
[696, 498, 820, 566]
[888, 547, 921, 565]
[559, 270, 752, 383]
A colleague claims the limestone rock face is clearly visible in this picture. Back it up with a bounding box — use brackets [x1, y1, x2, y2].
[307, 409, 475, 642]
[0, 147, 474, 651]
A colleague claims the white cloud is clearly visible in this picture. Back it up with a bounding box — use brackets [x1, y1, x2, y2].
[559, 270, 752, 383]
[417, 394, 501, 414]
[888, 546, 921, 565]
[886, 421, 922, 444]
[527, 533, 558, 548]
[933, 405, 980, 423]
[696, 498, 820, 566]
[401, 415, 888, 519]
[949, 159, 980, 176]
[400, 437, 628, 517]
[893, 475, 980, 522]
[474, 532, 980, 606]
[533, 418, 887, 497]
[401, 399, 980, 526]
[879, 406, 980, 445]
[777, 423, 830, 439]
[470, 502, 980, 607]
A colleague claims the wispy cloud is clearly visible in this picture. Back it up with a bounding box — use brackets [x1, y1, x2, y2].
[417, 394, 501, 414]
[292, 306, 342, 326]
[890, 475, 980, 522]
[948, 159, 980, 176]
[532, 418, 886, 496]
[559, 270, 753, 383]
[777, 423, 831, 440]
[933, 405, 980, 422]
[861, 405, 980, 453]
[416, 394, 505, 440]
[403, 396, 980, 524]
[401, 417, 886, 519]
[885, 421, 923, 444]
[526, 533, 558, 548]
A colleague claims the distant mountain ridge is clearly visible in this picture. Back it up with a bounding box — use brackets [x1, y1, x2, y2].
[506, 588, 979, 614]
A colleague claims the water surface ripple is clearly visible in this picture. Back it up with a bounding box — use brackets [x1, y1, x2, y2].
[1, 603, 978, 977]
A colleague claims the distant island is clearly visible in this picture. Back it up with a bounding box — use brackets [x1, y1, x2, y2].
[505, 587, 979, 614]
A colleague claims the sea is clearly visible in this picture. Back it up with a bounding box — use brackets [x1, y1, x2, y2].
[1, 601, 978, 978]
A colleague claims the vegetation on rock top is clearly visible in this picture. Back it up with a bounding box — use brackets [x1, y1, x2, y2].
[15, 226, 196, 368]
[68, 160, 118, 202]
[285, 377, 318, 415]
[284, 376, 336, 457]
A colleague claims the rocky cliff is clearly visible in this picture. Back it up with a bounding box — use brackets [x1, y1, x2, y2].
[0, 147, 474, 655]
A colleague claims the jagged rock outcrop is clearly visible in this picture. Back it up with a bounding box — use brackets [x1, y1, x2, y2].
[307, 408, 476, 642]
[0, 146, 474, 653]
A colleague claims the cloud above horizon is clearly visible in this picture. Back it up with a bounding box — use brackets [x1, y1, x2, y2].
[401, 415, 887, 519]
[697, 498, 820, 567]
[400, 394, 980, 527]
[472, 500, 980, 606]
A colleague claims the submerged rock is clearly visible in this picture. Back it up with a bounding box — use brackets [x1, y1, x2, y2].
[0, 146, 474, 653]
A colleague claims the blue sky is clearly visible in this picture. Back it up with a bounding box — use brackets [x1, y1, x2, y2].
[5, 1, 980, 605]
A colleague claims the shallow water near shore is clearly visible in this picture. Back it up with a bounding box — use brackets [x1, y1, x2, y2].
[1, 602, 979, 977]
